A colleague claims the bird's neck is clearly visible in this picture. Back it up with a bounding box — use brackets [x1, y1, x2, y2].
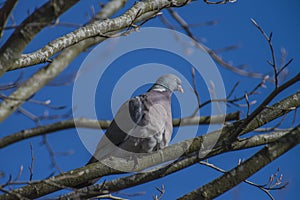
[150, 83, 171, 93]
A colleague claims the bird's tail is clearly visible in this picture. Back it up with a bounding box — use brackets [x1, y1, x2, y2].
[86, 156, 98, 165]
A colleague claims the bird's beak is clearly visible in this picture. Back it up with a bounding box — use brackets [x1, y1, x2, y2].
[178, 85, 184, 93]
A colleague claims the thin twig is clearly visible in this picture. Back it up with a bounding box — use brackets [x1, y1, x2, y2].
[95, 194, 128, 200]
[17, 107, 40, 125]
[0, 72, 23, 90]
[227, 81, 240, 99]
[165, 8, 263, 78]
[14, 166, 23, 182]
[230, 72, 300, 139]
[153, 185, 165, 200]
[0, 93, 66, 110]
[40, 135, 63, 174]
[244, 93, 250, 117]
[199, 161, 287, 200]
[191, 75, 268, 116]
[191, 67, 201, 116]
[203, 0, 237, 4]
[278, 58, 293, 76]
[29, 143, 35, 181]
[250, 18, 279, 88]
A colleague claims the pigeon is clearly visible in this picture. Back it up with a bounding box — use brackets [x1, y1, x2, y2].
[79, 74, 183, 187]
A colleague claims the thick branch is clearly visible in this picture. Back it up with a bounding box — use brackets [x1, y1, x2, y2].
[178, 125, 300, 200]
[0, 0, 133, 122]
[231, 130, 289, 150]
[0, 42, 86, 122]
[0, 112, 239, 148]
[0, 0, 79, 76]
[10, 0, 190, 70]
[58, 129, 290, 199]
[0, 92, 298, 199]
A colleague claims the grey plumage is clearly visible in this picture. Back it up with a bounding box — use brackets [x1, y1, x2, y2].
[79, 74, 183, 187]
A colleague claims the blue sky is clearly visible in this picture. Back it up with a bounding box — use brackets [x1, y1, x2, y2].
[1, 0, 300, 199]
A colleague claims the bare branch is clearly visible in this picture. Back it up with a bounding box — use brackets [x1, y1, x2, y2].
[244, 93, 250, 116]
[0, 93, 65, 110]
[212, 44, 240, 54]
[165, 8, 263, 78]
[203, 0, 237, 4]
[226, 81, 240, 99]
[278, 58, 293, 76]
[28, 143, 34, 181]
[14, 166, 23, 183]
[0, 0, 192, 123]
[58, 129, 291, 200]
[95, 194, 129, 200]
[251, 18, 279, 88]
[153, 185, 165, 200]
[40, 135, 63, 174]
[191, 75, 269, 116]
[175, 20, 219, 29]
[191, 67, 201, 116]
[1, 92, 298, 199]
[0, 0, 18, 38]
[0, 2, 297, 199]
[229, 72, 300, 139]
[0, 90, 297, 150]
[199, 161, 287, 200]
[0, 112, 239, 148]
[0, 0, 80, 76]
[178, 125, 300, 200]
[9, 0, 191, 71]
[0, 71, 23, 90]
[17, 107, 40, 125]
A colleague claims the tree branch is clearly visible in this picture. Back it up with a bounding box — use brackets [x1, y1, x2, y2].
[230, 72, 300, 139]
[58, 128, 290, 199]
[0, 0, 133, 123]
[0, 0, 79, 76]
[203, 0, 237, 4]
[9, 0, 191, 70]
[165, 8, 263, 78]
[178, 124, 300, 200]
[198, 161, 287, 200]
[251, 18, 278, 88]
[0, 112, 239, 148]
[0, 0, 18, 38]
[0, 91, 298, 199]
[0, 0, 192, 123]
[93, 0, 128, 22]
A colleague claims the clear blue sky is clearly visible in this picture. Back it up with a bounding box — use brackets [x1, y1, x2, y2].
[1, 0, 299, 199]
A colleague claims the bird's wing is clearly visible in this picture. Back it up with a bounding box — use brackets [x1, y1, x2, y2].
[118, 91, 173, 152]
[89, 91, 172, 163]
[89, 95, 148, 162]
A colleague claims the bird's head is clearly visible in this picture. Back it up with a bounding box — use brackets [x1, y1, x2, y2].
[152, 74, 184, 93]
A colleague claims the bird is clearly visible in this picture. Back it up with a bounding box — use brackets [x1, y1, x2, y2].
[79, 74, 183, 187]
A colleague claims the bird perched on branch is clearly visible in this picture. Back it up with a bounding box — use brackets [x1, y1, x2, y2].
[79, 74, 183, 187]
